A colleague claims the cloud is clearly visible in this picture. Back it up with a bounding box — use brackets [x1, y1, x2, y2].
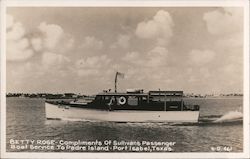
[7, 23, 25, 41]
[75, 55, 111, 77]
[188, 49, 215, 65]
[216, 32, 242, 48]
[31, 22, 75, 75]
[6, 14, 34, 61]
[122, 51, 143, 65]
[31, 38, 43, 51]
[76, 55, 110, 69]
[42, 52, 70, 68]
[35, 22, 75, 70]
[120, 46, 169, 86]
[222, 63, 241, 74]
[123, 46, 168, 68]
[135, 10, 174, 45]
[147, 46, 168, 67]
[199, 68, 210, 78]
[202, 7, 243, 88]
[7, 39, 34, 61]
[203, 7, 243, 50]
[7, 16, 75, 62]
[111, 34, 130, 49]
[187, 7, 243, 93]
[38, 22, 63, 49]
[80, 36, 103, 50]
[38, 22, 75, 53]
[76, 69, 100, 77]
[123, 51, 140, 62]
[203, 7, 243, 35]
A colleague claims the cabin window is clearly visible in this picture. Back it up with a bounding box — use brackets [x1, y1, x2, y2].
[104, 96, 110, 100]
[170, 98, 182, 102]
[95, 96, 101, 100]
[127, 96, 138, 106]
[169, 105, 179, 109]
[151, 97, 182, 102]
[151, 97, 172, 101]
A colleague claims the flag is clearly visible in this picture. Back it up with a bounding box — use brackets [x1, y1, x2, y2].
[117, 72, 125, 78]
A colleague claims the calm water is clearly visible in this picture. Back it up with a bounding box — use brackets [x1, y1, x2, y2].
[6, 97, 243, 152]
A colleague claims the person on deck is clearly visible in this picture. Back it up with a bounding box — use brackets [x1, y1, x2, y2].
[107, 96, 115, 111]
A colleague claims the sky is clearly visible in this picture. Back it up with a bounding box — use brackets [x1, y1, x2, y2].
[6, 7, 244, 94]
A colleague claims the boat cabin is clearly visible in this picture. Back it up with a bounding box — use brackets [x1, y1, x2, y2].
[84, 90, 198, 111]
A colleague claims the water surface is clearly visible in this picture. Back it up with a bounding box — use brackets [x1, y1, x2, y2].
[6, 97, 243, 152]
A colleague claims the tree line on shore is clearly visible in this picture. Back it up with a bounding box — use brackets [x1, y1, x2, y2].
[6, 93, 82, 99]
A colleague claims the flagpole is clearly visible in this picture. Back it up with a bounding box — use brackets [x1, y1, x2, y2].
[115, 72, 118, 93]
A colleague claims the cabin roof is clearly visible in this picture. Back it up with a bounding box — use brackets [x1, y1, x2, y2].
[97, 91, 184, 97]
[149, 91, 183, 93]
[97, 92, 148, 96]
[149, 91, 183, 96]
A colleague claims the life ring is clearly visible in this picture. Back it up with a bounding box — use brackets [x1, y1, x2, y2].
[118, 96, 126, 105]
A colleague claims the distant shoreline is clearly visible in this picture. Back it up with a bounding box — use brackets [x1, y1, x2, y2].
[184, 96, 243, 99]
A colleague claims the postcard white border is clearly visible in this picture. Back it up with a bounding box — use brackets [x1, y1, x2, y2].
[1, 0, 249, 158]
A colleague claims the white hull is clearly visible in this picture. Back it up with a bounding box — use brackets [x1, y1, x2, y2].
[45, 102, 200, 123]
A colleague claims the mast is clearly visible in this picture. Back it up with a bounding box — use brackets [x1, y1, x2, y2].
[115, 72, 118, 93]
[114, 71, 124, 93]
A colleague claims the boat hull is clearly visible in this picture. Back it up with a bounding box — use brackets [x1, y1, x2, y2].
[45, 102, 200, 123]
